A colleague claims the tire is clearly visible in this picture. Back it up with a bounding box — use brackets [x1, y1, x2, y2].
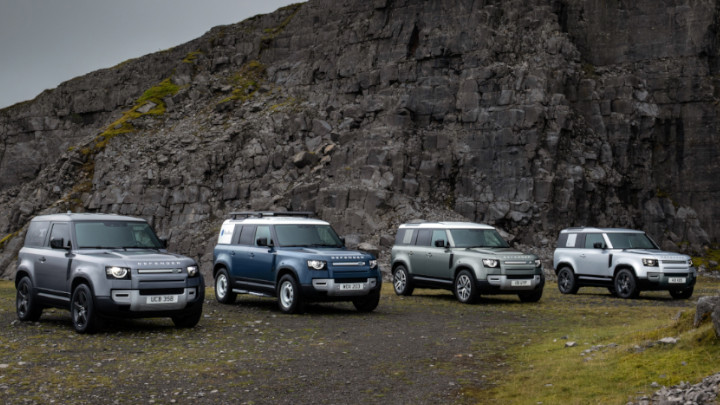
[669, 287, 694, 299]
[454, 270, 479, 304]
[172, 308, 202, 328]
[16, 276, 43, 322]
[214, 268, 236, 304]
[71, 284, 99, 334]
[557, 267, 579, 294]
[277, 274, 305, 314]
[614, 269, 639, 299]
[518, 288, 543, 303]
[607, 287, 617, 297]
[392, 265, 414, 296]
[353, 290, 380, 312]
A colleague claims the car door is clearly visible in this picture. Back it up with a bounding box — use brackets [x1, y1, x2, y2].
[577, 233, 612, 278]
[34, 222, 72, 299]
[410, 229, 451, 280]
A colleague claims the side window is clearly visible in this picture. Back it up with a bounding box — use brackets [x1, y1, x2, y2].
[238, 225, 256, 245]
[255, 226, 271, 246]
[395, 229, 417, 245]
[415, 229, 432, 246]
[24, 221, 50, 247]
[49, 223, 71, 248]
[584, 233, 605, 249]
[431, 230, 447, 247]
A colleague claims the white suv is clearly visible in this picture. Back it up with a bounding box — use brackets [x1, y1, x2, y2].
[553, 227, 695, 299]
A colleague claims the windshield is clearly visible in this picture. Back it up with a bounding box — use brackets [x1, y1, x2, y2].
[274, 224, 343, 248]
[74, 221, 163, 249]
[606, 232, 658, 250]
[449, 229, 510, 248]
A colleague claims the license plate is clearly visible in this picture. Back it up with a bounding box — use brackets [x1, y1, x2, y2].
[511, 280, 532, 287]
[339, 283, 363, 291]
[668, 277, 686, 284]
[147, 295, 178, 304]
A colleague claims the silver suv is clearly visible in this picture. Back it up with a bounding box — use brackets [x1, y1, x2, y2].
[553, 227, 695, 299]
[15, 213, 204, 333]
[390, 221, 544, 303]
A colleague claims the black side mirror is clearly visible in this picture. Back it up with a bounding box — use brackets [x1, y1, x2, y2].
[339, 236, 346, 246]
[434, 240, 447, 248]
[50, 238, 69, 250]
[159, 238, 168, 249]
[593, 242, 605, 249]
[257, 237, 268, 247]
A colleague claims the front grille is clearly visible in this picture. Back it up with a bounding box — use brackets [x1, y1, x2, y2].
[663, 273, 690, 278]
[661, 260, 688, 265]
[139, 288, 184, 296]
[333, 278, 368, 283]
[138, 268, 181, 274]
[506, 275, 534, 280]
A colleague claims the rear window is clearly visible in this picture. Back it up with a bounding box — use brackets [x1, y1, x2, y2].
[394, 229, 417, 245]
[24, 221, 50, 247]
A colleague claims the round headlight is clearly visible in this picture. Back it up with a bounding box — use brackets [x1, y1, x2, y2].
[482, 259, 499, 268]
[187, 265, 198, 277]
[106, 266, 129, 279]
[307, 260, 326, 270]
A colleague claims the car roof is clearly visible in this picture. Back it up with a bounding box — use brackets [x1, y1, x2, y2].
[29, 213, 147, 222]
[398, 221, 495, 230]
[224, 217, 330, 225]
[559, 227, 644, 233]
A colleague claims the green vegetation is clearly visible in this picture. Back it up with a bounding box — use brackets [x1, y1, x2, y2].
[220, 60, 267, 103]
[694, 247, 720, 272]
[467, 277, 720, 404]
[182, 51, 203, 64]
[0, 230, 19, 250]
[260, 3, 303, 51]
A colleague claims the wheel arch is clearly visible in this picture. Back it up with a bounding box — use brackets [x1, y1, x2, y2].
[555, 262, 575, 275]
[14, 268, 33, 287]
[391, 260, 410, 274]
[613, 264, 636, 278]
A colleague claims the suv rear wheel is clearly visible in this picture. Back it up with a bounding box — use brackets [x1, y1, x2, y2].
[16, 276, 43, 322]
[614, 269, 639, 299]
[392, 265, 414, 296]
[557, 267, 579, 294]
[214, 268, 237, 304]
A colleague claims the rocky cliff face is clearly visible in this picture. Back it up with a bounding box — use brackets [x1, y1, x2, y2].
[1, 0, 718, 278]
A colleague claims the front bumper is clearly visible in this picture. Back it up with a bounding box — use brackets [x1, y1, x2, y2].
[311, 277, 378, 296]
[640, 271, 696, 290]
[95, 285, 204, 318]
[478, 274, 545, 294]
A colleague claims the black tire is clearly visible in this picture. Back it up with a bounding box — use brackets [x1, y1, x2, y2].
[557, 267, 579, 294]
[518, 288, 543, 303]
[353, 290, 380, 312]
[214, 268, 236, 304]
[614, 269, 639, 299]
[16, 276, 43, 322]
[71, 284, 99, 334]
[454, 270, 479, 304]
[172, 308, 202, 328]
[669, 287, 694, 299]
[277, 274, 305, 314]
[392, 265, 414, 296]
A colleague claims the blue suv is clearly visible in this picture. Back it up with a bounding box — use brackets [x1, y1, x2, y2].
[212, 212, 382, 313]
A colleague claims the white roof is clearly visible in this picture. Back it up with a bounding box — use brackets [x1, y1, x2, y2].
[560, 227, 644, 233]
[224, 216, 330, 226]
[399, 221, 495, 230]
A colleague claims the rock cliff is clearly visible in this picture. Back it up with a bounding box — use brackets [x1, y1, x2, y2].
[1, 0, 718, 278]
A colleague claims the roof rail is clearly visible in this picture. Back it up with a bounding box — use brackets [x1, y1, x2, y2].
[228, 211, 316, 219]
[405, 219, 427, 224]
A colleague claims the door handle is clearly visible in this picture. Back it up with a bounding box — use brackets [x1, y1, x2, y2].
[39, 257, 46, 263]
[249, 253, 255, 258]
[426, 253, 432, 257]
[579, 254, 586, 258]
[231, 252, 235, 256]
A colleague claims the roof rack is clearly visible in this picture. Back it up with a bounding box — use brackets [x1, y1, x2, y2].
[228, 211, 316, 219]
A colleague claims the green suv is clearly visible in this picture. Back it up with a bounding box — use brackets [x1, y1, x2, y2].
[390, 221, 544, 303]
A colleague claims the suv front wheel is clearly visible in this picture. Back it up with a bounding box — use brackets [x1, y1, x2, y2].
[277, 274, 305, 314]
[557, 267, 579, 294]
[614, 269, 639, 299]
[454, 270, 479, 304]
[392, 265, 414, 296]
[71, 284, 99, 334]
[214, 268, 237, 304]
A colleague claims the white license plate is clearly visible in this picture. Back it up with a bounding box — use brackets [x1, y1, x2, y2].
[147, 295, 178, 304]
[339, 283, 364, 291]
[511, 280, 532, 287]
[668, 277, 686, 284]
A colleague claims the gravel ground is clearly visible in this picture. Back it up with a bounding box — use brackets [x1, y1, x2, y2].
[0, 280, 713, 405]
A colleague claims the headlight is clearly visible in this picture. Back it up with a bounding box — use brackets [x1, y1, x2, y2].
[307, 260, 327, 270]
[482, 259, 499, 268]
[187, 265, 199, 277]
[534, 259, 542, 267]
[642, 258, 658, 267]
[369, 259, 378, 269]
[688, 259, 693, 267]
[106, 266, 130, 279]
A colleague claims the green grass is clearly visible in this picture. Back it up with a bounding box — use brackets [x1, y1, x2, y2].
[469, 277, 720, 404]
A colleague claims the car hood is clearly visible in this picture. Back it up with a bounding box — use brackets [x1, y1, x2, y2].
[463, 247, 536, 259]
[279, 247, 374, 260]
[621, 249, 690, 260]
[78, 249, 195, 267]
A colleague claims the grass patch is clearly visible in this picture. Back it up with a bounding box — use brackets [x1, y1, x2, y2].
[219, 60, 267, 104]
[470, 277, 720, 404]
[694, 247, 720, 272]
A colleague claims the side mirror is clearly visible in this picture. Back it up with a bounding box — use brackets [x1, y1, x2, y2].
[339, 236, 346, 246]
[434, 240, 447, 248]
[50, 238, 69, 250]
[159, 238, 168, 249]
[257, 237, 268, 247]
[593, 242, 605, 249]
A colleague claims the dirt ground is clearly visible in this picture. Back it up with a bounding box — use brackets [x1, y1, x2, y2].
[0, 280, 699, 405]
